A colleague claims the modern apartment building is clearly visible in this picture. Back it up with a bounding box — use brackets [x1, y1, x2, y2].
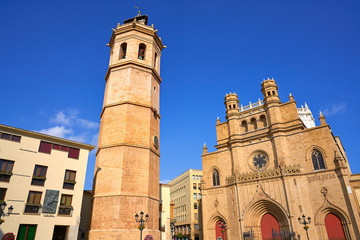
[160, 184, 171, 240]
[169, 169, 202, 240]
[0, 124, 94, 240]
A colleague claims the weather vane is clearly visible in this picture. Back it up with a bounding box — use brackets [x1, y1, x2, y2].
[135, 5, 146, 15]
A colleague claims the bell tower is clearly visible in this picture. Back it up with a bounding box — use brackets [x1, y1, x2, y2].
[89, 12, 165, 240]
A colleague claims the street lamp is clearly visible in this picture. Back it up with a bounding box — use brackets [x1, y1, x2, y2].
[218, 220, 227, 240]
[189, 225, 191, 240]
[298, 214, 311, 240]
[135, 211, 149, 240]
[170, 219, 176, 240]
[0, 202, 14, 224]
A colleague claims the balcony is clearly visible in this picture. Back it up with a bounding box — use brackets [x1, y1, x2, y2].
[31, 176, 46, 186]
[58, 205, 73, 215]
[24, 203, 41, 214]
[63, 180, 76, 190]
[0, 171, 13, 182]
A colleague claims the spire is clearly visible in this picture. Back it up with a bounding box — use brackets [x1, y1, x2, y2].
[216, 117, 220, 124]
[319, 111, 327, 125]
[289, 93, 294, 101]
[202, 142, 208, 154]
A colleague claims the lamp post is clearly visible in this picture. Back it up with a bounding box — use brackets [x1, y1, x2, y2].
[135, 211, 149, 240]
[0, 202, 14, 224]
[170, 219, 176, 240]
[218, 220, 227, 240]
[298, 214, 311, 240]
[189, 225, 191, 240]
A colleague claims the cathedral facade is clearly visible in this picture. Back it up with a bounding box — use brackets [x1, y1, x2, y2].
[200, 79, 360, 239]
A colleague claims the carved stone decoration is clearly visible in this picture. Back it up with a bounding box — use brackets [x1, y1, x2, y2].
[248, 151, 269, 172]
[42, 190, 60, 213]
[214, 199, 219, 208]
[321, 187, 328, 197]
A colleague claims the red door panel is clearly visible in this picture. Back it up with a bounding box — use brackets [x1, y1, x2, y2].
[215, 220, 226, 240]
[261, 213, 280, 240]
[325, 213, 346, 240]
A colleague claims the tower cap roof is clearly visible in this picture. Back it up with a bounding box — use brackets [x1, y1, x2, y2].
[123, 11, 148, 25]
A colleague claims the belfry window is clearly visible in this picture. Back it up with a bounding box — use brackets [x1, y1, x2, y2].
[120, 43, 127, 59]
[212, 169, 220, 186]
[138, 43, 146, 60]
[312, 150, 325, 170]
[154, 52, 158, 68]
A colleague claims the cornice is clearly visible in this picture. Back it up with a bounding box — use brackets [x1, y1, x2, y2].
[109, 22, 165, 51]
[99, 101, 161, 119]
[213, 123, 329, 151]
[0, 124, 95, 150]
[105, 60, 162, 85]
[93, 192, 159, 202]
[96, 142, 160, 157]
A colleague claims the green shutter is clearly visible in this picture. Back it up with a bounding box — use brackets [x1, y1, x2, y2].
[16, 225, 37, 240]
[27, 225, 37, 240]
[17, 225, 27, 240]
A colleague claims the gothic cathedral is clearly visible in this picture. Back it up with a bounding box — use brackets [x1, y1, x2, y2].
[200, 79, 360, 239]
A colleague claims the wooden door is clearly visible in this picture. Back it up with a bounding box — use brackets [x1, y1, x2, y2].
[261, 213, 280, 240]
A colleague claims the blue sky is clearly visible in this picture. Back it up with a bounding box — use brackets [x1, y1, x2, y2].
[1, 0, 360, 190]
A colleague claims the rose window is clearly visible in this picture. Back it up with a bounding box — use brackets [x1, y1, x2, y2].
[253, 153, 268, 170]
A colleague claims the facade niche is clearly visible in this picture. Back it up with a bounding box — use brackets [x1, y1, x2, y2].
[154, 52, 158, 68]
[260, 115, 267, 128]
[120, 43, 127, 59]
[241, 120, 248, 133]
[138, 43, 146, 60]
[250, 118, 257, 131]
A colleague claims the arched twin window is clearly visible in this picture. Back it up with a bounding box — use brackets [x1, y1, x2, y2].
[213, 169, 220, 186]
[312, 150, 325, 170]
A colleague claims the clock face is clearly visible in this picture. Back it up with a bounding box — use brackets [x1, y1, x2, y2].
[153, 136, 159, 149]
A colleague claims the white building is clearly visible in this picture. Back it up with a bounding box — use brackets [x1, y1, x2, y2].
[160, 184, 171, 240]
[0, 124, 94, 240]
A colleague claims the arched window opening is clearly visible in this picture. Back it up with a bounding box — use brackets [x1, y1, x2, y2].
[212, 169, 220, 186]
[267, 91, 271, 96]
[260, 115, 267, 128]
[120, 42, 127, 59]
[154, 52, 158, 68]
[251, 118, 257, 130]
[272, 91, 275, 95]
[312, 150, 325, 170]
[138, 43, 146, 60]
[241, 120, 248, 133]
[228, 105, 231, 109]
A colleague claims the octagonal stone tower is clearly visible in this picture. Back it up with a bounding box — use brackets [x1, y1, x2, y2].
[89, 12, 165, 240]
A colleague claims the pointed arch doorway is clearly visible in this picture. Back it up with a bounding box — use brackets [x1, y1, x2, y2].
[261, 213, 280, 240]
[325, 213, 346, 240]
[215, 220, 226, 240]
